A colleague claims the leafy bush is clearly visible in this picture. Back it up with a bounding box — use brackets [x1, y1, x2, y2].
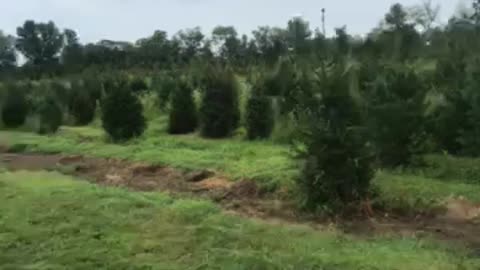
[1, 84, 29, 128]
[168, 78, 198, 134]
[101, 78, 146, 141]
[37, 96, 62, 134]
[296, 67, 374, 212]
[200, 66, 240, 138]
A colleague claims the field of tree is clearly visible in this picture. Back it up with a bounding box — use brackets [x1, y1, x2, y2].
[1, 1, 480, 269]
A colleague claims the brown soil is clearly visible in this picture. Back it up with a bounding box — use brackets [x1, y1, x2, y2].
[1, 151, 479, 250]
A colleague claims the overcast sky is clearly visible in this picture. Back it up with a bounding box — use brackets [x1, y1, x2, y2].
[0, 0, 467, 43]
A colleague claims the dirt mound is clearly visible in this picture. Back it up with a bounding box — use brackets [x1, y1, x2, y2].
[442, 197, 480, 222]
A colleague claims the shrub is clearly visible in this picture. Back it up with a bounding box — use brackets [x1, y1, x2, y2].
[101, 78, 146, 141]
[369, 66, 427, 167]
[69, 81, 96, 126]
[295, 67, 374, 212]
[152, 73, 176, 111]
[200, 66, 240, 138]
[1, 84, 29, 128]
[246, 95, 274, 140]
[37, 96, 63, 134]
[168, 78, 198, 134]
[246, 76, 274, 140]
[130, 77, 148, 93]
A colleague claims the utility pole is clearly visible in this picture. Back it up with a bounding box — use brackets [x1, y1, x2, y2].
[321, 8, 326, 36]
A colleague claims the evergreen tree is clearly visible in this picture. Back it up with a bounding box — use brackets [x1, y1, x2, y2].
[200, 66, 240, 138]
[296, 66, 374, 211]
[168, 78, 198, 134]
[37, 96, 62, 134]
[369, 66, 427, 167]
[1, 84, 28, 128]
[69, 81, 96, 126]
[246, 75, 274, 140]
[101, 78, 146, 141]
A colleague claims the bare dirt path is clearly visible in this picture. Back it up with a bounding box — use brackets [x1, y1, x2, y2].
[1, 150, 479, 252]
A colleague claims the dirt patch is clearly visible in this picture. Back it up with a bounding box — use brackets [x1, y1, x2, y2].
[0, 151, 479, 249]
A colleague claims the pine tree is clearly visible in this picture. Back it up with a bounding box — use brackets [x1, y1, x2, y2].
[246, 75, 274, 140]
[69, 81, 96, 126]
[200, 66, 240, 138]
[1, 84, 29, 128]
[296, 66, 374, 212]
[37, 96, 62, 134]
[101, 78, 146, 141]
[168, 78, 198, 134]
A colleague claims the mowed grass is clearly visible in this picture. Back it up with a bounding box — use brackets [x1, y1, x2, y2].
[0, 119, 297, 189]
[2, 121, 480, 213]
[0, 170, 478, 270]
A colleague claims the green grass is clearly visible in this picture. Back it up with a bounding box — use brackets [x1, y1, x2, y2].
[0, 170, 478, 270]
[374, 171, 480, 213]
[0, 119, 297, 189]
[2, 122, 480, 213]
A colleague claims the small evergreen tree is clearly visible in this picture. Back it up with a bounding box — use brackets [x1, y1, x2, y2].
[296, 66, 374, 212]
[200, 66, 240, 138]
[246, 75, 274, 140]
[1, 84, 29, 128]
[130, 77, 148, 93]
[37, 96, 62, 134]
[369, 66, 426, 167]
[168, 78, 198, 134]
[69, 81, 96, 126]
[101, 78, 146, 141]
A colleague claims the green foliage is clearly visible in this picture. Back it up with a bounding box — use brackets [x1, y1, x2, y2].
[246, 95, 274, 140]
[0, 31, 16, 71]
[168, 78, 198, 134]
[246, 75, 274, 140]
[200, 66, 240, 138]
[456, 58, 480, 156]
[1, 84, 28, 128]
[37, 96, 62, 134]
[69, 81, 96, 126]
[130, 77, 148, 93]
[100, 78, 146, 141]
[296, 67, 374, 212]
[15, 20, 63, 66]
[152, 73, 176, 111]
[369, 66, 427, 167]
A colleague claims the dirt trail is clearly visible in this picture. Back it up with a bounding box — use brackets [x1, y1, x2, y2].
[1, 151, 479, 250]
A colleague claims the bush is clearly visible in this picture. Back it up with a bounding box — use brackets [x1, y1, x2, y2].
[168, 78, 198, 134]
[152, 73, 176, 111]
[101, 78, 146, 141]
[200, 66, 240, 138]
[130, 77, 148, 93]
[296, 67, 374, 212]
[69, 81, 96, 126]
[37, 97, 63, 134]
[1, 84, 29, 128]
[369, 66, 427, 167]
[246, 76, 274, 140]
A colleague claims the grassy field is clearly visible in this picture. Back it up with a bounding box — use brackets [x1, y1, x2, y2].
[0, 119, 297, 190]
[0, 170, 478, 270]
[2, 120, 480, 213]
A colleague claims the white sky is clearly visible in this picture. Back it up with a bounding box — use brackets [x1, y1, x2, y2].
[0, 0, 466, 43]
